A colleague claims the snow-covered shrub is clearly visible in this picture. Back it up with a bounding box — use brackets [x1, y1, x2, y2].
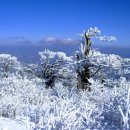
[0, 69, 130, 129]
[0, 54, 21, 77]
[88, 49, 130, 87]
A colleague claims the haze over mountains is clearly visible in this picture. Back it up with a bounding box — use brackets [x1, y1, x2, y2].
[0, 40, 129, 63]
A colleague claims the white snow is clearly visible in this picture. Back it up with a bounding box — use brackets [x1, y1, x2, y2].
[0, 117, 26, 130]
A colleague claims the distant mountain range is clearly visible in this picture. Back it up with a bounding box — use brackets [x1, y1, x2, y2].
[0, 44, 129, 63]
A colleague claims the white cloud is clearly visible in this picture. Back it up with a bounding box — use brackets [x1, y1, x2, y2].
[44, 37, 57, 42]
[0, 36, 80, 45]
[62, 38, 76, 44]
[98, 36, 117, 42]
[39, 37, 79, 45]
[0, 36, 31, 45]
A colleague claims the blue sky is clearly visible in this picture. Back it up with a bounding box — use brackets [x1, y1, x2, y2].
[0, 0, 130, 46]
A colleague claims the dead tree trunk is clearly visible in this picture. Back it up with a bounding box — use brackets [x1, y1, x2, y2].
[84, 32, 91, 57]
[76, 32, 92, 91]
[3, 63, 10, 78]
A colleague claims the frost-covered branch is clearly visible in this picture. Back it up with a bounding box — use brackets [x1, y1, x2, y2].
[119, 86, 130, 129]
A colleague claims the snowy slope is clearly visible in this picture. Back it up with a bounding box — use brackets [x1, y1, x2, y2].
[0, 117, 26, 130]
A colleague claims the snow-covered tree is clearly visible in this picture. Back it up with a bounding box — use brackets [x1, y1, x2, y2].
[0, 54, 21, 78]
[39, 49, 74, 88]
[76, 27, 116, 90]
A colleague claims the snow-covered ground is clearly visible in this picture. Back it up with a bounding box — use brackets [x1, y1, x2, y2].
[0, 117, 26, 130]
[0, 116, 36, 130]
